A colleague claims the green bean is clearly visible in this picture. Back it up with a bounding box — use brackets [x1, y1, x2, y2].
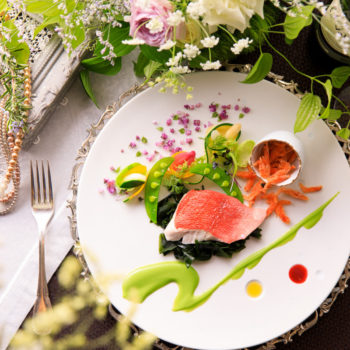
[144, 157, 174, 223]
[190, 163, 243, 203]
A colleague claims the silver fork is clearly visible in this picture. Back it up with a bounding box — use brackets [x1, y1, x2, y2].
[30, 160, 54, 329]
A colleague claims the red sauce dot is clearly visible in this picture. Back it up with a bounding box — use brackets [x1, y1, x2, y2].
[289, 264, 308, 284]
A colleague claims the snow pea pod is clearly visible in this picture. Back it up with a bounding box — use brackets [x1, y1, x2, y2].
[190, 163, 243, 203]
[144, 157, 174, 224]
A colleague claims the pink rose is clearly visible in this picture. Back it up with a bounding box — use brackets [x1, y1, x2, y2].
[129, 0, 184, 47]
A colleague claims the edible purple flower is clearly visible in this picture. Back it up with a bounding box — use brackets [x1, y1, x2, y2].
[242, 106, 250, 113]
[219, 109, 229, 120]
[193, 119, 201, 126]
[209, 103, 217, 113]
[129, 141, 137, 148]
[161, 132, 168, 140]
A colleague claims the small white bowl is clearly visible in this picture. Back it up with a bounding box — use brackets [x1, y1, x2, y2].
[250, 131, 304, 186]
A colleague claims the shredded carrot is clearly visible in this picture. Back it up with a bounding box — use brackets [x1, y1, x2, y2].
[244, 178, 256, 192]
[261, 192, 278, 217]
[243, 180, 264, 207]
[253, 140, 298, 187]
[275, 200, 292, 224]
[236, 165, 256, 179]
[299, 182, 323, 193]
[237, 142, 322, 225]
[278, 187, 308, 201]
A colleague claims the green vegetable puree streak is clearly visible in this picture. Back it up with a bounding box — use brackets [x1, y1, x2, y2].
[122, 193, 338, 312]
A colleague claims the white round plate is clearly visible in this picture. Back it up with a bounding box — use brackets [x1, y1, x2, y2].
[77, 71, 350, 350]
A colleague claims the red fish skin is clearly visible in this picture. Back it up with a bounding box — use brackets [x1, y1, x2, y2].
[174, 190, 266, 244]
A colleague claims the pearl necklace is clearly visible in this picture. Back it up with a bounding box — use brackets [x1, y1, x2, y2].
[0, 66, 31, 214]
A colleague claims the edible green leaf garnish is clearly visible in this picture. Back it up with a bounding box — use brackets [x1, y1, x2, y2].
[159, 229, 262, 267]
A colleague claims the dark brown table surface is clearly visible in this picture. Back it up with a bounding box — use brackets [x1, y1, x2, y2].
[19, 22, 350, 350]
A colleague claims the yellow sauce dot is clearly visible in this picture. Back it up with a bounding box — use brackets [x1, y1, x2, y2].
[246, 280, 263, 298]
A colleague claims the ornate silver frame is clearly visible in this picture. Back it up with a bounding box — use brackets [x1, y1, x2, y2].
[67, 65, 350, 350]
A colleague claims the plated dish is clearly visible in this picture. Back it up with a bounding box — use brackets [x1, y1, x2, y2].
[76, 71, 350, 350]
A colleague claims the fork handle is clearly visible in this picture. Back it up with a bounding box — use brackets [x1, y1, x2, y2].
[33, 232, 52, 316]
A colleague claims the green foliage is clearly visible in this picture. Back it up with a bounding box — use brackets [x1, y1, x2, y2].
[241, 52, 273, 84]
[327, 109, 342, 121]
[337, 128, 350, 140]
[330, 66, 350, 88]
[80, 70, 99, 108]
[133, 52, 150, 77]
[140, 45, 171, 64]
[144, 60, 162, 79]
[294, 93, 322, 133]
[2, 20, 30, 64]
[94, 23, 135, 58]
[81, 56, 122, 75]
[284, 5, 315, 41]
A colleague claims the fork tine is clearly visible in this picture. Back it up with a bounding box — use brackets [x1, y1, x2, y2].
[35, 161, 41, 203]
[41, 161, 47, 203]
[47, 161, 53, 205]
[30, 160, 35, 206]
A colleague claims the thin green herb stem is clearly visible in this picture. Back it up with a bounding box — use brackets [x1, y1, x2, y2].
[261, 30, 285, 35]
[332, 93, 350, 113]
[263, 33, 326, 89]
[218, 24, 237, 43]
[263, 33, 310, 79]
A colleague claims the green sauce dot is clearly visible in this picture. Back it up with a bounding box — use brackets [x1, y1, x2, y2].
[213, 173, 220, 180]
[151, 182, 159, 189]
[160, 162, 167, 168]
[203, 168, 211, 175]
[154, 171, 162, 178]
[231, 190, 237, 196]
[149, 196, 157, 203]
[221, 180, 229, 187]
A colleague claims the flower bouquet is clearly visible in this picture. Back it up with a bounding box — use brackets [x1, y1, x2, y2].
[2, 0, 350, 138]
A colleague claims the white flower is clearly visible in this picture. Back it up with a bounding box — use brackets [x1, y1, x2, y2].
[197, 0, 264, 32]
[230, 37, 253, 54]
[167, 10, 185, 26]
[200, 60, 222, 70]
[200, 35, 219, 48]
[186, 1, 205, 20]
[122, 38, 146, 45]
[145, 17, 164, 34]
[157, 40, 176, 51]
[183, 43, 200, 59]
[166, 51, 183, 66]
[170, 65, 191, 74]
